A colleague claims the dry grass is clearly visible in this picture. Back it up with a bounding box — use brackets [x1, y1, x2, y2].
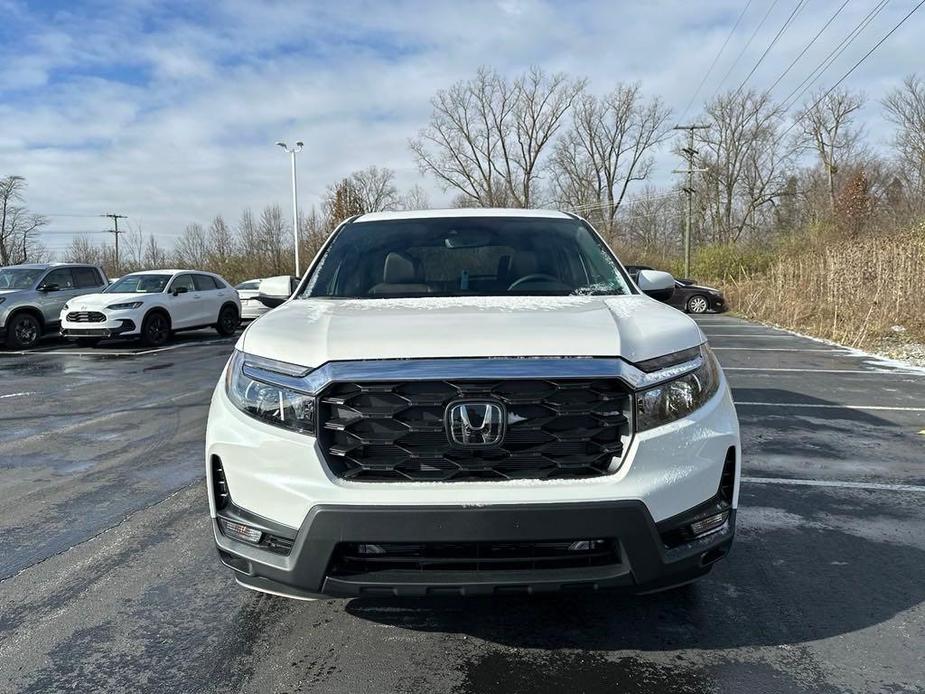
[719, 232, 925, 348]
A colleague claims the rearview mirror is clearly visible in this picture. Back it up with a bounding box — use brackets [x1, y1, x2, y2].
[39, 283, 60, 293]
[172, 286, 189, 296]
[637, 270, 675, 302]
[257, 275, 298, 308]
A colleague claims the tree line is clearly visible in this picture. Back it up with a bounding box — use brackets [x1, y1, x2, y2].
[6, 66, 925, 282]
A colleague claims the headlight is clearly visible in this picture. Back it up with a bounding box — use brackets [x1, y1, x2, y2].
[107, 301, 144, 310]
[635, 344, 721, 431]
[224, 350, 315, 435]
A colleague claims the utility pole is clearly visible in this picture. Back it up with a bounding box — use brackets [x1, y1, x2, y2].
[101, 213, 127, 275]
[672, 125, 709, 278]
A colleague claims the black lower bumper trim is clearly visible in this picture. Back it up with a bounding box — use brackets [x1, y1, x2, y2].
[215, 501, 735, 599]
[62, 320, 136, 338]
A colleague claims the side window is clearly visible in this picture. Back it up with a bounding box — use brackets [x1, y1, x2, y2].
[72, 267, 104, 288]
[194, 274, 218, 291]
[42, 268, 76, 289]
[170, 274, 196, 293]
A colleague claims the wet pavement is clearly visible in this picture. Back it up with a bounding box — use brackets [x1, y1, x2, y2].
[1, 316, 923, 693]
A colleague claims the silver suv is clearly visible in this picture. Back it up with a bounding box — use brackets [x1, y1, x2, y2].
[0, 263, 109, 349]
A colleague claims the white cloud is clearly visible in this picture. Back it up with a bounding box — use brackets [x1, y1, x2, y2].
[0, 0, 921, 253]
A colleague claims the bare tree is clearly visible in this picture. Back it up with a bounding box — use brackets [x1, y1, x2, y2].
[299, 206, 330, 263]
[882, 75, 925, 209]
[618, 187, 684, 252]
[410, 67, 584, 207]
[173, 222, 209, 268]
[549, 84, 672, 237]
[258, 205, 288, 275]
[696, 90, 795, 243]
[207, 215, 235, 276]
[65, 234, 104, 265]
[349, 166, 400, 212]
[797, 88, 865, 214]
[0, 176, 48, 264]
[323, 178, 366, 226]
[142, 234, 169, 268]
[399, 184, 431, 210]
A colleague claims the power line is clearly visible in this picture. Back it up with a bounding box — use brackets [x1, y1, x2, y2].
[710, 0, 782, 100]
[35, 213, 104, 218]
[780, 0, 890, 111]
[732, 0, 809, 97]
[767, 0, 852, 94]
[566, 191, 681, 216]
[783, 0, 925, 138]
[37, 230, 110, 235]
[677, 0, 755, 123]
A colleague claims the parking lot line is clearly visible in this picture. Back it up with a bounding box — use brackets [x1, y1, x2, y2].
[723, 367, 925, 375]
[705, 334, 802, 338]
[735, 401, 925, 412]
[0, 338, 236, 358]
[742, 476, 925, 493]
[712, 347, 849, 352]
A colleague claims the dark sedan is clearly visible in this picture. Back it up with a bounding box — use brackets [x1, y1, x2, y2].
[624, 265, 727, 314]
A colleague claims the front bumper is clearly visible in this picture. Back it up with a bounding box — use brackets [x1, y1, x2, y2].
[207, 357, 740, 598]
[60, 315, 140, 338]
[214, 500, 735, 598]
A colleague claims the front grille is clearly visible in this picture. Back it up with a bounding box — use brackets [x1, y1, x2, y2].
[317, 377, 631, 482]
[67, 311, 106, 323]
[330, 539, 620, 575]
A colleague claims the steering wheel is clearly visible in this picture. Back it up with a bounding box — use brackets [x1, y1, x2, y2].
[507, 273, 562, 290]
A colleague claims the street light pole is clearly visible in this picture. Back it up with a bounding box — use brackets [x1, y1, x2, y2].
[276, 141, 304, 277]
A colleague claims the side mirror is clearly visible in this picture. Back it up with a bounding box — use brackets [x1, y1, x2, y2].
[637, 270, 675, 302]
[172, 286, 189, 296]
[39, 283, 60, 293]
[257, 275, 298, 308]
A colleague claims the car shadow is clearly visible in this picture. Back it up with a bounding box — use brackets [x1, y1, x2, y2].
[343, 508, 924, 651]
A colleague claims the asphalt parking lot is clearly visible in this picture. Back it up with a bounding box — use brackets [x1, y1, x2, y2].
[1, 315, 923, 694]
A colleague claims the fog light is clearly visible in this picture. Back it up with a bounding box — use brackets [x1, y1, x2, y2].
[689, 511, 729, 538]
[219, 518, 263, 545]
[568, 539, 606, 551]
[357, 544, 386, 555]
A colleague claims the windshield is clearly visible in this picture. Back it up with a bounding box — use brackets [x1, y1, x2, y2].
[105, 274, 170, 293]
[300, 217, 632, 299]
[0, 268, 44, 290]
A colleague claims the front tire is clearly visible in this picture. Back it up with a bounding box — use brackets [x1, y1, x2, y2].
[7, 314, 42, 349]
[140, 312, 171, 347]
[216, 305, 239, 337]
[687, 295, 710, 314]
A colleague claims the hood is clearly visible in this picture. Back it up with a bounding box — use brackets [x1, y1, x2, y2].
[241, 295, 704, 368]
[64, 293, 154, 309]
[0, 289, 25, 297]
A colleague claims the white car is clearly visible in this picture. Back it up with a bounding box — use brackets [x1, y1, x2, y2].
[60, 269, 241, 347]
[235, 279, 271, 320]
[206, 209, 740, 600]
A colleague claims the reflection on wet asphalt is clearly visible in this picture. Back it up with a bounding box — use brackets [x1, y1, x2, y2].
[0, 317, 923, 693]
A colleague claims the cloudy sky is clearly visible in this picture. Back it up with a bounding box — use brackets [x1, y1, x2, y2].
[0, 0, 921, 253]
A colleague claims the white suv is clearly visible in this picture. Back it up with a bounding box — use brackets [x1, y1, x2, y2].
[206, 209, 740, 599]
[60, 269, 240, 347]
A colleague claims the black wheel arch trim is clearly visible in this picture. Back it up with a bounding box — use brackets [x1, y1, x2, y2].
[142, 306, 172, 327]
[7, 306, 46, 328]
